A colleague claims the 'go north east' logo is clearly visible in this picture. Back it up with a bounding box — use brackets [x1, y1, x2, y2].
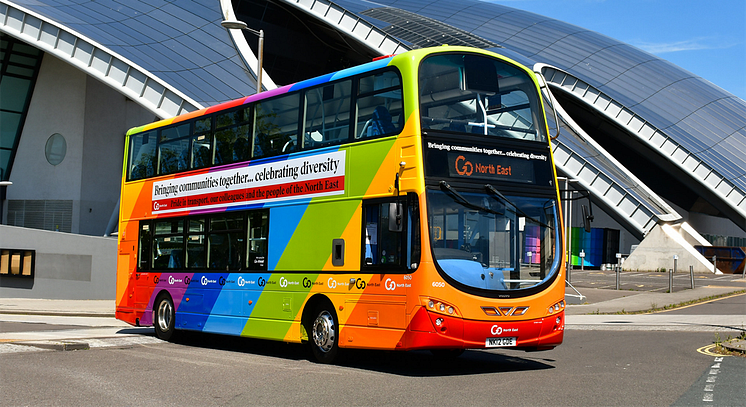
[455, 155, 473, 176]
[385, 278, 397, 291]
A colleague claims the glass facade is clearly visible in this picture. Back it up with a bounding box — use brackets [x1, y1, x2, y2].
[0, 33, 43, 182]
[16, 0, 255, 106]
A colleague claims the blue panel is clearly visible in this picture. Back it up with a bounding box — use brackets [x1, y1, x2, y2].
[202, 314, 248, 336]
[289, 73, 335, 92]
[268, 203, 311, 270]
[331, 58, 392, 81]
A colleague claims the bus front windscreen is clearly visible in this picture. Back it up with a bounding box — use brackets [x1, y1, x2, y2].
[427, 185, 560, 293]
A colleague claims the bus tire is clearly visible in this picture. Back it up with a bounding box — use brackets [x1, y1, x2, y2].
[154, 293, 177, 341]
[309, 303, 339, 364]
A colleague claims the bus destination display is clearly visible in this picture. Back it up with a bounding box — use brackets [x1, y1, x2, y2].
[425, 140, 552, 185]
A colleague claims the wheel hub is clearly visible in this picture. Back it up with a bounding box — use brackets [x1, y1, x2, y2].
[157, 300, 172, 332]
[312, 311, 335, 353]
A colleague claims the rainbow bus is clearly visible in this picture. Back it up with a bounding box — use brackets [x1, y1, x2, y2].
[116, 46, 565, 363]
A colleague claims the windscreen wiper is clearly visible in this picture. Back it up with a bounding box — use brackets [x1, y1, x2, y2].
[439, 181, 500, 215]
[484, 184, 552, 229]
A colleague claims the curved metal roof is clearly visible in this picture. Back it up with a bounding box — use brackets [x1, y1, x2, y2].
[4, 0, 257, 113]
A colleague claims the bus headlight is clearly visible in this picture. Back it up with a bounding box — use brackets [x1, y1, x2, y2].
[547, 300, 565, 315]
[422, 297, 459, 317]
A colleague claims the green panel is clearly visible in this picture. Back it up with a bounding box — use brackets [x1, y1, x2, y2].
[242, 287, 312, 340]
[347, 138, 397, 196]
[274, 199, 359, 270]
[241, 317, 295, 341]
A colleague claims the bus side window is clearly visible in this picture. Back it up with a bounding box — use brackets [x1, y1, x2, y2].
[304, 80, 352, 148]
[247, 210, 269, 270]
[254, 94, 300, 159]
[356, 70, 404, 139]
[138, 222, 152, 270]
[129, 131, 157, 180]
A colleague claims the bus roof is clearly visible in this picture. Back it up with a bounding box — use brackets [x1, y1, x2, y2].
[125, 55, 396, 137]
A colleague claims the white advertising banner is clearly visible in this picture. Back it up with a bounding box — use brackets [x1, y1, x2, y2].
[151, 150, 346, 214]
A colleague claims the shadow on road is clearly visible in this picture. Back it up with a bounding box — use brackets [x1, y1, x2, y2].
[160, 330, 555, 376]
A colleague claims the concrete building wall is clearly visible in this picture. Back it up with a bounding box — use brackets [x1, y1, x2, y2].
[0, 225, 116, 299]
[9, 54, 86, 229]
[6, 54, 155, 236]
[78, 76, 155, 236]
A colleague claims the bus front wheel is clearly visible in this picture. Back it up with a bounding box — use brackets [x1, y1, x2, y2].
[154, 293, 177, 341]
[310, 304, 339, 363]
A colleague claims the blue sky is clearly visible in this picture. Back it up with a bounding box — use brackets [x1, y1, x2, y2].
[488, 0, 746, 100]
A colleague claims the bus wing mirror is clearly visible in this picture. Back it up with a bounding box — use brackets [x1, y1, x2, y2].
[389, 203, 403, 232]
[582, 204, 594, 233]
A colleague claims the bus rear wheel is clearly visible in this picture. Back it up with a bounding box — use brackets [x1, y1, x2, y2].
[154, 293, 177, 341]
[309, 304, 339, 364]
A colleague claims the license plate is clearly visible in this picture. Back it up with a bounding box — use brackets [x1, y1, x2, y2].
[486, 337, 517, 347]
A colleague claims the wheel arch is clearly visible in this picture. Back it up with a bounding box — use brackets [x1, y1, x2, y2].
[300, 293, 335, 341]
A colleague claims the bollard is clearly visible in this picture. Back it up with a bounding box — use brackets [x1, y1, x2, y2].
[712, 255, 717, 273]
[615, 265, 620, 290]
[668, 268, 673, 293]
[672, 255, 678, 294]
[615, 253, 621, 290]
[690, 265, 694, 289]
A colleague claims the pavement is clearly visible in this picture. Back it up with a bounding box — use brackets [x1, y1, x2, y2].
[0, 284, 744, 353]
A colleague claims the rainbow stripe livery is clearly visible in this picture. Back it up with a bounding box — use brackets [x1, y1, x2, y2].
[117, 46, 566, 362]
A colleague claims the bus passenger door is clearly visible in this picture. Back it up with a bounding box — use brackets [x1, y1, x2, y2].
[342, 197, 419, 349]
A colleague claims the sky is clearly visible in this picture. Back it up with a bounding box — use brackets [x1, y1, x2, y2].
[488, 0, 746, 100]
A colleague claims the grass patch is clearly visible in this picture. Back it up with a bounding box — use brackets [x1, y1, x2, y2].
[713, 331, 746, 357]
[588, 289, 746, 315]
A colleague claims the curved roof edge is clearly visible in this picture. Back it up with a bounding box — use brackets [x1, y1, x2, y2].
[1, 0, 203, 119]
[220, 0, 277, 92]
[279, 0, 411, 56]
[541, 65, 746, 229]
[535, 64, 681, 238]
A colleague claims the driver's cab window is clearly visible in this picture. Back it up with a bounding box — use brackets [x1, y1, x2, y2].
[363, 202, 402, 267]
[362, 194, 420, 271]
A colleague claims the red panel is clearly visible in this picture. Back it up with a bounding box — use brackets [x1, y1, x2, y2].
[402, 308, 565, 351]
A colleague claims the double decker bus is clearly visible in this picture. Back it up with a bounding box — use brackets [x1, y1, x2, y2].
[116, 46, 565, 363]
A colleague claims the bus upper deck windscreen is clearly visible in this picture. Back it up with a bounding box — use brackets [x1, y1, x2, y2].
[419, 53, 544, 142]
